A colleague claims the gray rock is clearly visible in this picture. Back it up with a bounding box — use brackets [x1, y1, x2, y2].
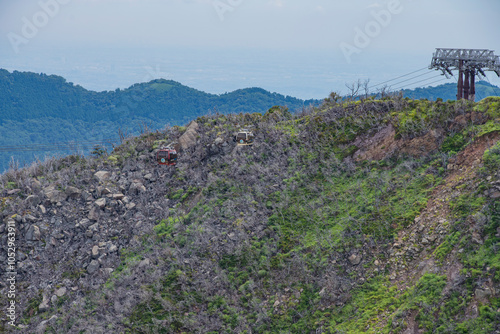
[33, 225, 41, 241]
[38, 294, 50, 311]
[55, 287, 67, 297]
[87, 260, 100, 274]
[129, 181, 146, 194]
[50, 295, 58, 304]
[138, 258, 150, 268]
[490, 191, 500, 199]
[102, 268, 114, 275]
[81, 190, 93, 201]
[36, 315, 58, 334]
[126, 203, 136, 210]
[112, 193, 125, 200]
[65, 186, 81, 198]
[43, 186, 67, 203]
[89, 223, 99, 232]
[95, 198, 107, 209]
[107, 244, 118, 253]
[26, 195, 41, 206]
[475, 287, 493, 303]
[26, 225, 41, 241]
[472, 212, 487, 225]
[88, 207, 99, 221]
[178, 121, 199, 151]
[76, 218, 91, 229]
[92, 245, 99, 259]
[94, 171, 111, 182]
[348, 254, 361, 265]
[24, 214, 37, 222]
[39, 205, 46, 214]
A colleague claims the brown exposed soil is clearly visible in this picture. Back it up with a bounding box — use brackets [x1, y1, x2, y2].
[352, 124, 444, 162]
[353, 112, 491, 162]
[387, 130, 500, 331]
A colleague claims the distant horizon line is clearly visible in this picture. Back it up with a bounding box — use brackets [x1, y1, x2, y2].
[4, 67, 498, 102]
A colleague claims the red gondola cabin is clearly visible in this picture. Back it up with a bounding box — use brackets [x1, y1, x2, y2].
[157, 148, 177, 166]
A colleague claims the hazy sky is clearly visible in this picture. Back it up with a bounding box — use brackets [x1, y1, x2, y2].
[1, 0, 499, 98]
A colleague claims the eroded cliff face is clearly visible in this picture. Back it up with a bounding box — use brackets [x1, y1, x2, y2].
[1, 97, 499, 333]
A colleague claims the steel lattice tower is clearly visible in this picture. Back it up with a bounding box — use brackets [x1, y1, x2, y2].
[429, 48, 500, 101]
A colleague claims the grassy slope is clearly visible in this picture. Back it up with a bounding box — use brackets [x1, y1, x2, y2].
[4, 97, 500, 333]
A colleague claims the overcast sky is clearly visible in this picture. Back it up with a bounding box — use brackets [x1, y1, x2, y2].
[1, 0, 499, 98]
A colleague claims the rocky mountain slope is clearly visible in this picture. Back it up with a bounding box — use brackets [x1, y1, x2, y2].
[1, 96, 499, 333]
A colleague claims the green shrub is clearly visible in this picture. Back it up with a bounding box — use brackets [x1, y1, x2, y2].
[483, 141, 500, 173]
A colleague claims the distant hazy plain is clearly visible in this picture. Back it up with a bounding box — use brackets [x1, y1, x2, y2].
[0, 46, 457, 100]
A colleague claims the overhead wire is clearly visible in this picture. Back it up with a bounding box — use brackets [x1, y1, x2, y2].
[387, 71, 439, 90]
[484, 74, 500, 97]
[390, 74, 445, 92]
[368, 66, 429, 90]
[0, 138, 119, 153]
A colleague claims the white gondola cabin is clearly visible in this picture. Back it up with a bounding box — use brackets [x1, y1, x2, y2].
[235, 129, 254, 146]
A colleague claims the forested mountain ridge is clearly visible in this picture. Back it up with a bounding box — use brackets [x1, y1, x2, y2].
[0, 69, 318, 171]
[0, 95, 499, 333]
[401, 80, 500, 101]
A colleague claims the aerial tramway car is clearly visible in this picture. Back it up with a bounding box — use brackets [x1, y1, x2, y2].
[234, 128, 254, 146]
[157, 147, 178, 166]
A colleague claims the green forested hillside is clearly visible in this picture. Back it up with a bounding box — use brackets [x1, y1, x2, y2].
[0, 69, 318, 171]
[402, 80, 500, 101]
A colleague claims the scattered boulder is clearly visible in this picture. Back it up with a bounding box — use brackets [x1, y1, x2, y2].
[490, 191, 500, 199]
[76, 218, 91, 229]
[112, 193, 125, 200]
[178, 121, 199, 151]
[107, 243, 118, 253]
[55, 287, 67, 297]
[95, 198, 107, 209]
[129, 181, 146, 194]
[25, 195, 41, 206]
[82, 190, 93, 201]
[475, 287, 493, 303]
[25, 225, 41, 241]
[65, 186, 81, 199]
[43, 186, 67, 203]
[87, 260, 100, 274]
[348, 254, 362, 265]
[38, 294, 50, 312]
[214, 137, 224, 146]
[94, 171, 111, 182]
[92, 245, 100, 259]
[88, 207, 99, 221]
[36, 315, 58, 334]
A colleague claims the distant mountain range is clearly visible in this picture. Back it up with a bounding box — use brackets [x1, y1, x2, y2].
[400, 80, 500, 101]
[0, 69, 499, 172]
[0, 69, 318, 171]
